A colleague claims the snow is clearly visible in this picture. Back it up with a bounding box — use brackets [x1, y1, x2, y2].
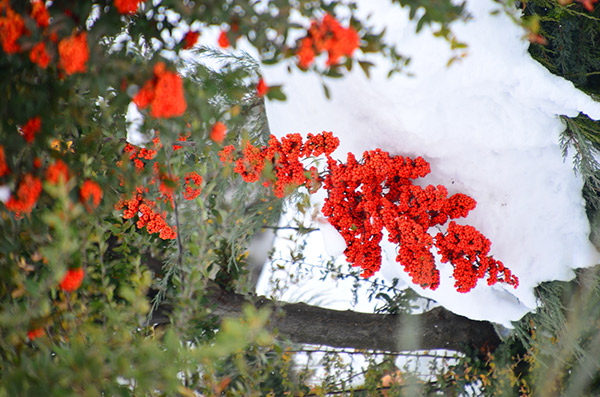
[0, 185, 10, 203]
[259, 0, 600, 327]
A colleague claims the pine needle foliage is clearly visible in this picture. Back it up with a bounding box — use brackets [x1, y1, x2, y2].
[560, 114, 600, 211]
[524, 0, 600, 94]
[509, 267, 600, 395]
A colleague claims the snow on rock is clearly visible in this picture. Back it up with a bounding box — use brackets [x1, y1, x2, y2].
[263, 0, 600, 326]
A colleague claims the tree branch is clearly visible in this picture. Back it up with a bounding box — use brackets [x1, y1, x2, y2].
[152, 283, 500, 355]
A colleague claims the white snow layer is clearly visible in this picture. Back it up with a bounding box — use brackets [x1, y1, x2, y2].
[262, 0, 600, 326]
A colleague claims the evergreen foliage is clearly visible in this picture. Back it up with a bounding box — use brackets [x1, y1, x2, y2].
[524, 0, 600, 93]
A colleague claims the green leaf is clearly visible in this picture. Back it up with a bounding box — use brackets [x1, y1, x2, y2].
[358, 60, 374, 78]
[322, 82, 331, 100]
[266, 85, 286, 101]
[416, 17, 425, 33]
[325, 68, 344, 78]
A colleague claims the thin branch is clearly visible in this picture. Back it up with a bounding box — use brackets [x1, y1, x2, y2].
[164, 153, 185, 285]
[172, 196, 185, 284]
[262, 225, 319, 233]
[299, 381, 440, 396]
[300, 385, 391, 396]
[285, 347, 459, 360]
[170, 140, 196, 147]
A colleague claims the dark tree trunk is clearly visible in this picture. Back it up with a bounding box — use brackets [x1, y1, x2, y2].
[153, 283, 500, 355]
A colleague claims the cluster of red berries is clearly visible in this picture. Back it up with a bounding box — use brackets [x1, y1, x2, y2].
[297, 13, 360, 68]
[114, 0, 145, 15]
[2, 155, 102, 218]
[5, 173, 43, 216]
[133, 62, 187, 119]
[116, 186, 178, 240]
[29, 266, 86, 340]
[116, 136, 203, 240]
[223, 132, 518, 293]
[219, 132, 339, 198]
[323, 148, 518, 292]
[0, 1, 89, 73]
[435, 222, 518, 292]
[20, 116, 42, 143]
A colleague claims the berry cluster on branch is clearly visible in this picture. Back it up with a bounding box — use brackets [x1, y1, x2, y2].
[221, 132, 518, 293]
[220, 132, 339, 198]
[115, 135, 202, 240]
[297, 13, 360, 68]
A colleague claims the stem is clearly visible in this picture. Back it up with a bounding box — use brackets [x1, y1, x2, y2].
[164, 153, 185, 285]
[262, 225, 319, 233]
[172, 196, 184, 284]
[299, 382, 440, 396]
[171, 140, 196, 147]
[285, 347, 458, 359]
[301, 386, 392, 396]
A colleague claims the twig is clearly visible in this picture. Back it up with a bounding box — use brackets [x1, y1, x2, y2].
[262, 225, 319, 233]
[285, 347, 459, 360]
[165, 153, 185, 285]
[299, 381, 439, 396]
[172, 196, 184, 284]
